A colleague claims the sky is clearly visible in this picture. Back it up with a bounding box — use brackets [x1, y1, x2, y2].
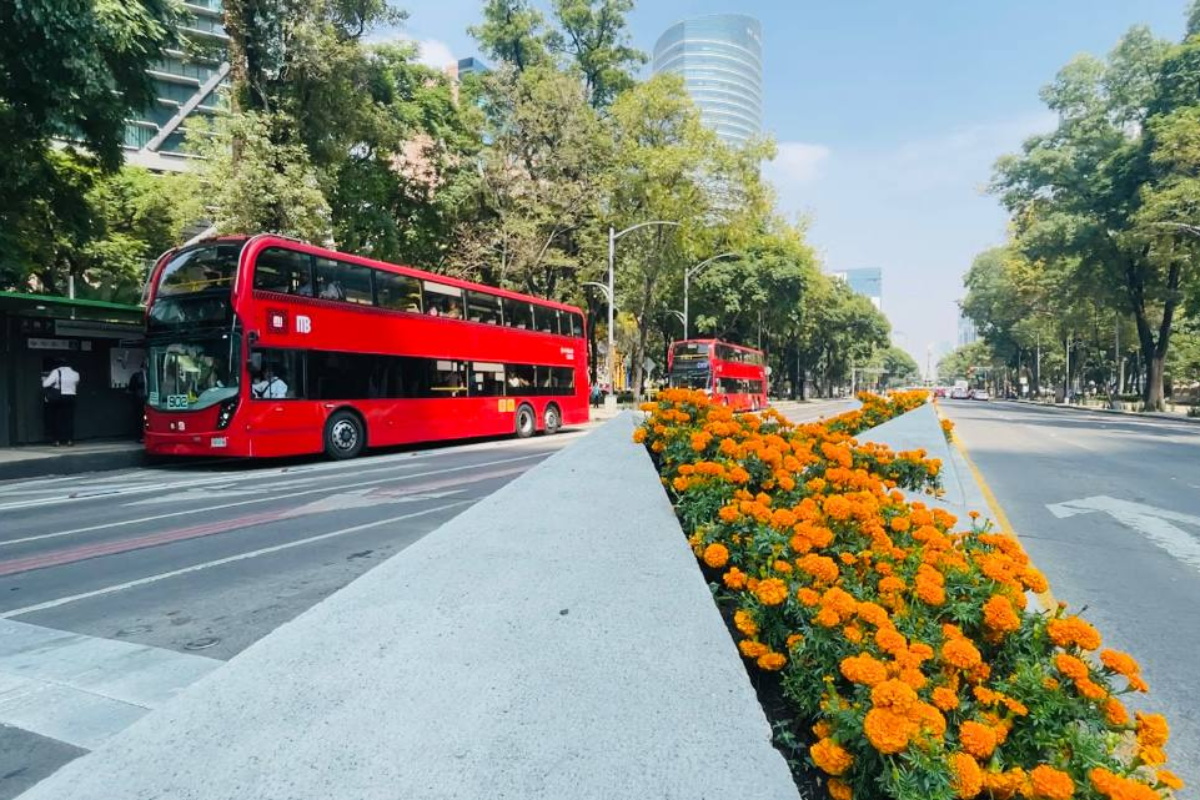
[389, 0, 1190, 375]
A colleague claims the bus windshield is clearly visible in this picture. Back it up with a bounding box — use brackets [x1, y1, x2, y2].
[147, 331, 241, 411]
[156, 243, 242, 296]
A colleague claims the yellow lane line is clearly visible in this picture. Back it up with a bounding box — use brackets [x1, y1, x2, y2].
[933, 402, 1059, 611]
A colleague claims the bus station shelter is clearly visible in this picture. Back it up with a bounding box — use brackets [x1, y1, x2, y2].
[0, 292, 146, 446]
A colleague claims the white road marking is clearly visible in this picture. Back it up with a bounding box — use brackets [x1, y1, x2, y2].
[0, 429, 585, 511]
[0, 453, 546, 548]
[0, 501, 473, 620]
[0, 619, 220, 749]
[1047, 495, 1200, 575]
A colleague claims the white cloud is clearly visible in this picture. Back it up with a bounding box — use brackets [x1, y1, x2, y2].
[766, 141, 832, 185]
[412, 38, 457, 70]
[366, 31, 458, 71]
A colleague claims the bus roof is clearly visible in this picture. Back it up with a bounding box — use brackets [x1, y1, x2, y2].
[172, 234, 585, 316]
[671, 338, 764, 355]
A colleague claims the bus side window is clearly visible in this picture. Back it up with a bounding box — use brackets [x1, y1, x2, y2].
[502, 298, 533, 330]
[507, 363, 535, 392]
[570, 313, 584, 338]
[377, 272, 422, 313]
[470, 362, 506, 396]
[551, 366, 574, 395]
[533, 306, 554, 334]
[424, 282, 463, 318]
[315, 258, 372, 305]
[249, 348, 305, 399]
[429, 360, 467, 397]
[466, 291, 502, 325]
[254, 248, 312, 296]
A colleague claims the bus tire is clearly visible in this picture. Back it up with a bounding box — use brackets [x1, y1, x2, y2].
[324, 409, 365, 460]
[515, 404, 536, 439]
[543, 403, 562, 435]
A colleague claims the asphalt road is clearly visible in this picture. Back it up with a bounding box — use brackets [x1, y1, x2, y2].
[940, 399, 1200, 788]
[0, 428, 587, 799]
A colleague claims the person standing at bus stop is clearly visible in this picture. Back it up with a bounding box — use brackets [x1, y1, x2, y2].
[42, 359, 81, 446]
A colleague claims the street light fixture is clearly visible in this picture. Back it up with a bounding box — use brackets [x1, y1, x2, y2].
[602, 221, 680, 399]
[683, 252, 738, 340]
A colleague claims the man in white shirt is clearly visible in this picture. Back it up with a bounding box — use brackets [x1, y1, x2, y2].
[42, 359, 81, 446]
[252, 367, 289, 399]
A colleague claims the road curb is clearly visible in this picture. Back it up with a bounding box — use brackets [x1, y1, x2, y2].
[1001, 398, 1200, 426]
[0, 449, 148, 482]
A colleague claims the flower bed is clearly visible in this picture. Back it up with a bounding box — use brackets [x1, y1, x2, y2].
[635, 390, 1180, 800]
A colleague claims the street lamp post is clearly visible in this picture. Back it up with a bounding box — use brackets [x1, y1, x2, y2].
[682, 252, 737, 341]
[603, 221, 680, 405]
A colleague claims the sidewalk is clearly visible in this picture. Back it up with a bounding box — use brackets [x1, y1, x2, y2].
[0, 440, 146, 482]
[20, 414, 799, 800]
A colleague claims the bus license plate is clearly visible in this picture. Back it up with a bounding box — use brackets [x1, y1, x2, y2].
[211, 437, 227, 449]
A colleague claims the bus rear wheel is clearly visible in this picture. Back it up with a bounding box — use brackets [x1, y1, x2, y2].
[515, 404, 536, 439]
[324, 409, 365, 460]
[543, 404, 561, 435]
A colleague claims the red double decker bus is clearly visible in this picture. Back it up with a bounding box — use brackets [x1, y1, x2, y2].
[143, 235, 588, 459]
[667, 339, 768, 412]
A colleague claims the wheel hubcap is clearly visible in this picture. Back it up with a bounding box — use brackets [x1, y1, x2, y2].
[332, 420, 358, 450]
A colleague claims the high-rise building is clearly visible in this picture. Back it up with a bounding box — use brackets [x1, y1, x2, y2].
[831, 268, 883, 311]
[651, 14, 763, 148]
[958, 313, 978, 347]
[124, 0, 230, 173]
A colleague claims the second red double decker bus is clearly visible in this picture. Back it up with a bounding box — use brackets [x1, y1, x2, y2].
[142, 234, 588, 459]
[667, 339, 768, 412]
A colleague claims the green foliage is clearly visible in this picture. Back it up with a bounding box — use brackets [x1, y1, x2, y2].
[937, 342, 997, 382]
[549, 0, 645, 108]
[469, 0, 553, 71]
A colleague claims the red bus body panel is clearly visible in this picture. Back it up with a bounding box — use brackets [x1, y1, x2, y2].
[145, 235, 588, 458]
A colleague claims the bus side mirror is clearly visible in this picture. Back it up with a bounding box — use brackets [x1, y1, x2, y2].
[248, 330, 260, 343]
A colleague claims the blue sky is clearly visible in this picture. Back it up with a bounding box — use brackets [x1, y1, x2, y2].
[392, 0, 1190, 373]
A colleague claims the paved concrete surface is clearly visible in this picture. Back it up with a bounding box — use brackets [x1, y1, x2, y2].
[940, 399, 1200, 788]
[0, 430, 585, 799]
[18, 414, 799, 800]
[0, 441, 146, 482]
[859, 402, 989, 525]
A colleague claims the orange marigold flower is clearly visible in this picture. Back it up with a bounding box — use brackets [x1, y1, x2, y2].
[916, 577, 946, 606]
[841, 653, 888, 686]
[632, 427, 647, 443]
[942, 638, 983, 671]
[718, 504, 740, 523]
[786, 633, 804, 650]
[1102, 697, 1128, 727]
[737, 639, 768, 659]
[843, 625, 864, 644]
[1054, 653, 1089, 682]
[913, 702, 947, 737]
[702, 543, 729, 569]
[875, 626, 907, 655]
[1099, 649, 1140, 678]
[1047, 616, 1101, 651]
[757, 651, 787, 671]
[878, 575, 906, 594]
[856, 602, 890, 628]
[871, 679, 919, 714]
[723, 567, 747, 591]
[797, 587, 821, 606]
[1139, 745, 1167, 766]
[798, 553, 840, 584]
[959, 721, 998, 759]
[1075, 678, 1106, 701]
[1136, 712, 1169, 748]
[983, 594, 1021, 634]
[1157, 769, 1184, 790]
[733, 609, 759, 637]
[932, 686, 960, 711]
[863, 707, 914, 754]
[951, 753, 984, 799]
[985, 768, 1029, 800]
[815, 606, 841, 628]
[810, 737, 854, 776]
[754, 577, 789, 606]
[1028, 765, 1074, 800]
[1128, 674, 1150, 693]
[890, 516, 911, 532]
[828, 778, 853, 800]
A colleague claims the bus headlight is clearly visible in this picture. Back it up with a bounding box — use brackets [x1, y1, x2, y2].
[216, 399, 238, 430]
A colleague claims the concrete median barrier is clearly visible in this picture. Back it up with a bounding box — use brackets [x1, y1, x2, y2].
[20, 413, 799, 800]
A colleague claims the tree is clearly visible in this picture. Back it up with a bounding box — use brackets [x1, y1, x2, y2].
[446, 64, 612, 296]
[550, 0, 645, 109]
[867, 346, 920, 389]
[938, 342, 997, 383]
[991, 19, 1200, 409]
[0, 0, 181, 290]
[469, 0, 553, 71]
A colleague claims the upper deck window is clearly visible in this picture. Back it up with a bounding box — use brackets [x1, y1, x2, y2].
[254, 248, 312, 296]
[156, 243, 242, 296]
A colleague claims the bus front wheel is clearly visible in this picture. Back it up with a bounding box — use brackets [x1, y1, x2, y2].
[543, 404, 561, 435]
[515, 404, 536, 439]
[324, 409, 365, 460]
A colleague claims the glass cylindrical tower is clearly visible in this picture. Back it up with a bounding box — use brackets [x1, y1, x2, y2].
[652, 14, 763, 148]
